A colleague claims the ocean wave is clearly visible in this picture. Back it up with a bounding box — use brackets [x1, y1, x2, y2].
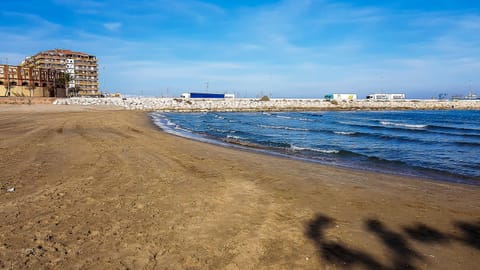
[259, 125, 309, 131]
[226, 134, 244, 140]
[207, 127, 230, 134]
[359, 131, 436, 144]
[380, 121, 428, 129]
[424, 129, 480, 138]
[339, 121, 428, 132]
[338, 121, 379, 128]
[222, 138, 291, 150]
[341, 120, 480, 138]
[271, 113, 315, 122]
[150, 114, 194, 136]
[290, 145, 340, 154]
[273, 114, 293, 119]
[334, 131, 356, 135]
[428, 124, 480, 134]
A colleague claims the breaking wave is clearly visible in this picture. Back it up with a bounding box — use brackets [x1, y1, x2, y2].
[379, 121, 428, 129]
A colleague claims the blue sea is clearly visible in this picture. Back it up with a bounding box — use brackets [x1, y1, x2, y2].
[151, 110, 480, 185]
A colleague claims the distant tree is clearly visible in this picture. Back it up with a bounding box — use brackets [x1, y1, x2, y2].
[57, 73, 72, 97]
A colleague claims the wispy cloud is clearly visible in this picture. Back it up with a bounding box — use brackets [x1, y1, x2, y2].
[0, 11, 62, 32]
[103, 22, 122, 31]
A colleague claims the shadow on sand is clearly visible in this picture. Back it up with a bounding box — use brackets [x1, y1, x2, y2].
[306, 214, 480, 270]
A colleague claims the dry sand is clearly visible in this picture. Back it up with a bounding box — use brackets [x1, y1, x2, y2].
[0, 104, 479, 269]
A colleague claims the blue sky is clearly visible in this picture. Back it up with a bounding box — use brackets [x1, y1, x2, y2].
[1, 0, 479, 98]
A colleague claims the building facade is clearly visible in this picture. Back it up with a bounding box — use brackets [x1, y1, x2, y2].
[0, 64, 66, 97]
[21, 49, 98, 96]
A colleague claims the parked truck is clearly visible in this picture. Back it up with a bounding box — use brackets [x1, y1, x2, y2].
[366, 93, 405, 100]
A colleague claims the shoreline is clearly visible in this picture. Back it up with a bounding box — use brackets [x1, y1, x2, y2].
[151, 112, 479, 187]
[1, 105, 479, 269]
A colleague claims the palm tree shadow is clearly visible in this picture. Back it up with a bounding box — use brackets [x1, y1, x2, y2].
[403, 223, 450, 244]
[366, 219, 424, 270]
[306, 214, 480, 270]
[453, 221, 480, 250]
[403, 220, 480, 250]
[306, 214, 385, 270]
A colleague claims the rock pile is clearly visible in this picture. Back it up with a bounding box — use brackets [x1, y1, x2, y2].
[54, 97, 480, 111]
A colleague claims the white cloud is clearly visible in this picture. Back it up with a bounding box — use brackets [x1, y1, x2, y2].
[103, 22, 122, 31]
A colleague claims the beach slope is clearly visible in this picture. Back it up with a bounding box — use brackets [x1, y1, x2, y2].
[0, 105, 478, 269]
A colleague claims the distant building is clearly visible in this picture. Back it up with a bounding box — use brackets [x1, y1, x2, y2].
[21, 49, 98, 96]
[181, 92, 235, 99]
[0, 64, 66, 97]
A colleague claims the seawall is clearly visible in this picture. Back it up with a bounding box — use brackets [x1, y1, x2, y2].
[53, 97, 480, 111]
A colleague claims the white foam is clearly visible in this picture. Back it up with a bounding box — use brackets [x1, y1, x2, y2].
[259, 125, 309, 131]
[151, 114, 192, 136]
[291, 145, 339, 154]
[226, 135, 244, 140]
[334, 131, 356, 135]
[380, 121, 427, 129]
[275, 115, 293, 119]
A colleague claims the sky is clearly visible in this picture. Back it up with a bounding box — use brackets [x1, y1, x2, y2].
[0, 0, 479, 98]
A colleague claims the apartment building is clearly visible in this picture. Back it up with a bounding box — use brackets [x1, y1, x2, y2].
[0, 64, 66, 97]
[21, 49, 98, 96]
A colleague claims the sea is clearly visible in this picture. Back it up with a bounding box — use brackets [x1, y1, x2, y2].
[150, 110, 480, 185]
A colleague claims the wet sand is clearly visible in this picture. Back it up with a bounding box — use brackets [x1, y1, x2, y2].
[0, 105, 479, 269]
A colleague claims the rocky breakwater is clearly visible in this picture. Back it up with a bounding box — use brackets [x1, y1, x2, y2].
[54, 97, 480, 111]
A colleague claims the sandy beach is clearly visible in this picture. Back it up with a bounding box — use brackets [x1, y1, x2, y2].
[0, 104, 479, 269]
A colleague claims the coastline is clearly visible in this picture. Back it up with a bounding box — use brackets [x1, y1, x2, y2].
[151, 111, 480, 186]
[0, 105, 479, 269]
